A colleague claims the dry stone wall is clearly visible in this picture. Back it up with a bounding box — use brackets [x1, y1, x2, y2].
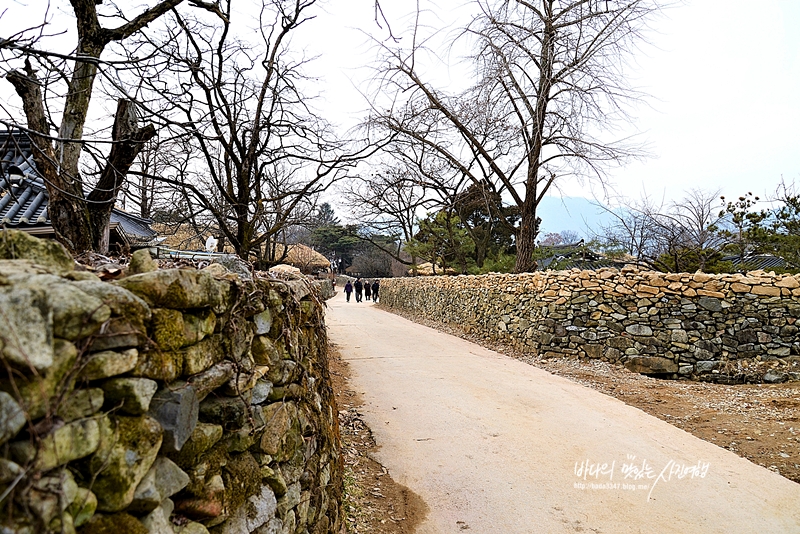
[0, 231, 341, 534]
[380, 266, 800, 384]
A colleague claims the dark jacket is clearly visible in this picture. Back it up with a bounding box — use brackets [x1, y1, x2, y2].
[344, 282, 353, 294]
[371, 281, 379, 296]
[354, 280, 363, 292]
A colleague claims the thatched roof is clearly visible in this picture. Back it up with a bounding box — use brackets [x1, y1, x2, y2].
[275, 244, 330, 272]
[408, 262, 457, 276]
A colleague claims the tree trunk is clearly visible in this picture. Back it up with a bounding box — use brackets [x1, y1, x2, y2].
[7, 61, 95, 253]
[87, 99, 156, 253]
[514, 206, 538, 273]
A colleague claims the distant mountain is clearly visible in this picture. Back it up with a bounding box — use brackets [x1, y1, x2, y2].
[535, 196, 615, 239]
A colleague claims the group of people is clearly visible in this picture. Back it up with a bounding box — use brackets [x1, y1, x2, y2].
[343, 278, 379, 303]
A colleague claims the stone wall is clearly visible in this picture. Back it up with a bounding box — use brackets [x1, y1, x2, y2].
[0, 231, 341, 533]
[380, 266, 800, 384]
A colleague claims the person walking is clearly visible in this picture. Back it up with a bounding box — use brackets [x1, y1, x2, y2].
[364, 280, 371, 301]
[354, 278, 363, 302]
[344, 280, 353, 302]
[371, 280, 379, 302]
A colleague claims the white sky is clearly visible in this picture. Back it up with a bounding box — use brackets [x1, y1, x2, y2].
[2, 0, 800, 209]
[302, 0, 800, 206]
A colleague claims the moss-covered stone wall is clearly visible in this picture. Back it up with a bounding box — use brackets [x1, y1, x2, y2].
[0, 231, 341, 534]
[381, 267, 800, 383]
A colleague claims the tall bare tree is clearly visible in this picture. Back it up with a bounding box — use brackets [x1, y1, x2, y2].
[0, 0, 221, 253]
[367, 0, 662, 272]
[112, 0, 375, 266]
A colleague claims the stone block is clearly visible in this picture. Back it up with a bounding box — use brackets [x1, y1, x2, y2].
[132, 347, 183, 382]
[267, 384, 305, 402]
[139, 498, 174, 533]
[267, 361, 298, 387]
[131, 457, 190, 513]
[80, 348, 139, 381]
[114, 269, 230, 313]
[697, 297, 723, 312]
[0, 230, 74, 274]
[88, 415, 163, 512]
[768, 346, 791, 357]
[695, 361, 719, 373]
[183, 310, 217, 346]
[58, 388, 104, 422]
[11, 417, 100, 471]
[624, 356, 679, 375]
[199, 396, 249, 430]
[254, 309, 273, 335]
[149, 383, 199, 454]
[182, 335, 225, 377]
[188, 361, 236, 402]
[776, 276, 800, 289]
[151, 308, 187, 351]
[219, 486, 277, 534]
[764, 370, 788, 383]
[251, 380, 273, 405]
[168, 422, 223, 469]
[0, 284, 54, 371]
[87, 317, 145, 352]
[252, 336, 283, 366]
[71, 280, 152, 325]
[68, 487, 97, 527]
[0, 391, 25, 445]
[625, 324, 653, 336]
[262, 465, 288, 497]
[28, 469, 78, 525]
[174, 473, 225, 520]
[45, 282, 111, 341]
[102, 378, 158, 415]
[129, 249, 158, 275]
[583, 344, 603, 359]
[277, 482, 301, 517]
[752, 285, 781, 297]
[224, 366, 270, 396]
[258, 402, 303, 462]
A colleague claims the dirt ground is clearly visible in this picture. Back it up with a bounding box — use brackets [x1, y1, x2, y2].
[331, 308, 800, 532]
[330, 345, 429, 534]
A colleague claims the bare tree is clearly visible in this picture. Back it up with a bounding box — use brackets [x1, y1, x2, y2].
[0, 0, 222, 253]
[595, 189, 726, 272]
[112, 0, 375, 266]
[342, 162, 435, 269]
[366, 0, 663, 272]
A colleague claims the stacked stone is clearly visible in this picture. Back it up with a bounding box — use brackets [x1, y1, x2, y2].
[0, 231, 341, 534]
[381, 267, 800, 383]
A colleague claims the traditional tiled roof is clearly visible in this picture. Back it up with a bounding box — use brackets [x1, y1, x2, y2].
[723, 254, 787, 271]
[0, 130, 158, 246]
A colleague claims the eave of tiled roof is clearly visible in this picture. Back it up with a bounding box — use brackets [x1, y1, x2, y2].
[0, 130, 158, 244]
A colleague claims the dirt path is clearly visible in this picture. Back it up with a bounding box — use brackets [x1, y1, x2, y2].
[326, 292, 800, 533]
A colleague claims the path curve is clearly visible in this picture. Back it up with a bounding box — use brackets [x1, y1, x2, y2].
[326, 292, 800, 533]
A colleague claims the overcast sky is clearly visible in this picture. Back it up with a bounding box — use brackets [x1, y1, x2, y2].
[302, 0, 800, 207]
[3, 0, 799, 209]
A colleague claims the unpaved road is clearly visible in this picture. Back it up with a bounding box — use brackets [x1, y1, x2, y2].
[326, 292, 800, 533]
